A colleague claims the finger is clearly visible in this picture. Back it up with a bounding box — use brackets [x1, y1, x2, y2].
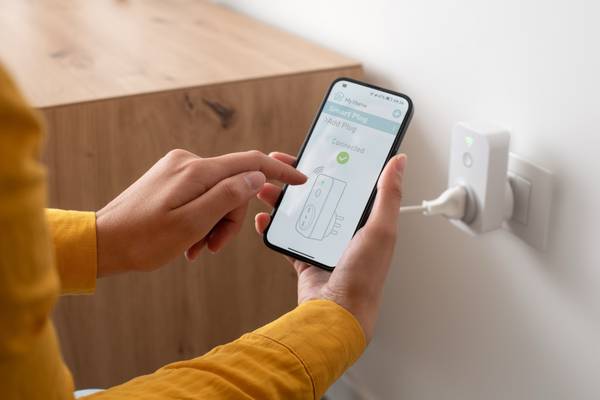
[364, 154, 406, 234]
[199, 151, 306, 189]
[206, 203, 249, 252]
[255, 212, 271, 235]
[257, 183, 282, 208]
[179, 170, 266, 238]
[268, 151, 297, 166]
[185, 238, 206, 262]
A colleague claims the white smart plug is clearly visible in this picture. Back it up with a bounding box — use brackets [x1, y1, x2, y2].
[400, 121, 553, 249]
[448, 121, 513, 234]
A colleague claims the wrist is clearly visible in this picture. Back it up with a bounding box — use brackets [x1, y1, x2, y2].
[318, 286, 372, 342]
[95, 210, 125, 277]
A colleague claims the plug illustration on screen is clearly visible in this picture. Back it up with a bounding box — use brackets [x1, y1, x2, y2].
[296, 174, 346, 241]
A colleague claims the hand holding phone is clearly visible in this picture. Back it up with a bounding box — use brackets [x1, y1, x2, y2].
[263, 78, 413, 269]
[255, 152, 407, 342]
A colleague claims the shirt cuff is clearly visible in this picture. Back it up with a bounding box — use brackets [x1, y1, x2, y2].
[254, 299, 366, 399]
[45, 209, 97, 294]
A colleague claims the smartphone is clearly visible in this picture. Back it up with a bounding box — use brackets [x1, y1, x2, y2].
[264, 78, 413, 270]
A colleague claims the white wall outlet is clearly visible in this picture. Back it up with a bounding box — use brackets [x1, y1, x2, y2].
[504, 153, 554, 250]
[448, 121, 511, 234]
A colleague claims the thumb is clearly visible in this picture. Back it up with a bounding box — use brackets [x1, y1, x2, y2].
[183, 171, 266, 232]
[364, 154, 406, 234]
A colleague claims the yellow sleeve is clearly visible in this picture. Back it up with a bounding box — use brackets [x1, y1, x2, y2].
[0, 65, 74, 398]
[91, 300, 366, 400]
[46, 209, 97, 294]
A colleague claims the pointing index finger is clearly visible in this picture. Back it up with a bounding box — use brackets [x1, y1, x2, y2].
[200, 150, 306, 188]
[268, 151, 297, 166]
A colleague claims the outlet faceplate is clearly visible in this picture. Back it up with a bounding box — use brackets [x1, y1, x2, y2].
[504, 153, 554, 250]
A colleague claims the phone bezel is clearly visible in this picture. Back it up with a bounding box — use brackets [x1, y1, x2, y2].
[263, 77, 414, 271]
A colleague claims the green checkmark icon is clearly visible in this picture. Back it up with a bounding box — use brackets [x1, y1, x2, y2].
[336, 151, 350, 165]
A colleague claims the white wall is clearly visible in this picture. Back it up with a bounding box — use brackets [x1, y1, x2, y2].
[218, 1, 600, 399]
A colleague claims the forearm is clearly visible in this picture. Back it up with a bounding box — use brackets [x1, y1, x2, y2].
[91, 300, 366, 400]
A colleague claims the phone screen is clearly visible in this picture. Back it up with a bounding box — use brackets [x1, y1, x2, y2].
[265, 78, 412, 269]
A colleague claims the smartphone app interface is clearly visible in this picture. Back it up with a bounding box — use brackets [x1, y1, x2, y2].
[267, 80, 410, 267]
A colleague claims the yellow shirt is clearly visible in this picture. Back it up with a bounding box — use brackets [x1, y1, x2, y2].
[0, 64, 365, 399]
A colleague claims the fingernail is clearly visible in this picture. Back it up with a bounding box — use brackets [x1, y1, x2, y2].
[396, 154, 407, 174]
[244, 171, 266, 191]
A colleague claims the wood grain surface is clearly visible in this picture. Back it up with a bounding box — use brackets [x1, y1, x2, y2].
[0, 0, 359, 108]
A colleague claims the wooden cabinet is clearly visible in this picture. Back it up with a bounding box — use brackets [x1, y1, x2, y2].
[0, 0, 362, 389]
